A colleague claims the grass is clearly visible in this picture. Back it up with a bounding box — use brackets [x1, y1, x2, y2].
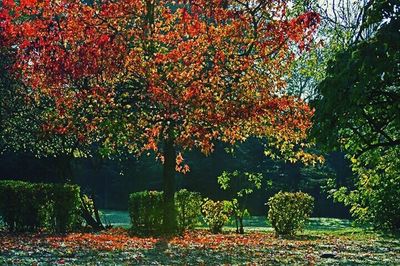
[100, 210, 359, 233]
[100, 210, 131, 228]
[99, 210, 379, 239]
[0, 212, 399, 265]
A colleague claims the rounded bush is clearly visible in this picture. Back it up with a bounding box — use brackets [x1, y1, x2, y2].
[175, 189, 202, 232]
[267, 191, 314, 236]
[201, 199, 233, 234]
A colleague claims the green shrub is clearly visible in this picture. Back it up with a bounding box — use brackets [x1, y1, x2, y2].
[0, 180, 81, 233]
[52, 184, 82, 233]
[0, 181, 47, 231]
[175, 189, 202, 232]
[326, 150, 400, 231]
[201, 199, 233, 233]
[129, 189, 203, 235]
[129, 191, 164, 234]
[267, 191, 314, 236]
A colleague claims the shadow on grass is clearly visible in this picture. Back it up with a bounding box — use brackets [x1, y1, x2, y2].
[138, 240, 252, 265]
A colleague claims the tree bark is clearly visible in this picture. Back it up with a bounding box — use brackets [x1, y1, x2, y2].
[235, 217, 239, 234]
[56, 154, 105, 231]
[162, 136, 177, 234]
[239, 217, 244, 234]
[56, 154, 73, 183]
[79, 194, 105, 231]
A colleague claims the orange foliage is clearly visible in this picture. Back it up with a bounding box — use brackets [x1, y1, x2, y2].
[46, 230, 157, 251]
[1, 0, 321, 163]
[0, 228, 314, 253]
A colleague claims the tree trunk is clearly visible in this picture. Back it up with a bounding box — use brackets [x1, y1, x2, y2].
[56, 154, 105, 231]
[80, 194, 105, 231]
[239, 217, 244, 234]
[56, 155, 73, 183]
[162, 136, 177, 234]
[235, 217, 239, 234]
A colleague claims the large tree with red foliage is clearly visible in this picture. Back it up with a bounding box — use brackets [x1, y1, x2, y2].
[1, 0, 321, 233]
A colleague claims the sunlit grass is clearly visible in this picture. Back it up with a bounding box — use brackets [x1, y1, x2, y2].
[99, 210, 372, 238]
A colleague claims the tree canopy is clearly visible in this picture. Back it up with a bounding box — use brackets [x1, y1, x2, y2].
[1, 0, 322, 233]
[0, 0, 321, 162]
[313, 0, 400, 230]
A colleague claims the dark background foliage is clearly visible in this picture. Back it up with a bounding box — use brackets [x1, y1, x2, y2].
[0, 139, 352, 217]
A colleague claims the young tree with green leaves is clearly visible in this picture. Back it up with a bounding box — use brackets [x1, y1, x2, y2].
[218, 170, 267, 233]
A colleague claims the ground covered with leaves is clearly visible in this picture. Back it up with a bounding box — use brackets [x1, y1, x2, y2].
[1, 223, 399, 265]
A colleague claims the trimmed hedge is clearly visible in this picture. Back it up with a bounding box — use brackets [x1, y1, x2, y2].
[129, 191, 164, 234]
[129, 189, 202, 234]
[267, 191, 314, 236]
[0, 180, 81, 233]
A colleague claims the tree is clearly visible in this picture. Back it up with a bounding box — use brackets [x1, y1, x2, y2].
[286, 0, 371, 101]
[0, 48, 111, 182]
[0, 47, 16, 153]
[0, 53, 107, 230]
[1, 0, 321, 234]
[218, 170, 266, 234]
[313, 0, 400, 230]
[0, 31, 109, 232]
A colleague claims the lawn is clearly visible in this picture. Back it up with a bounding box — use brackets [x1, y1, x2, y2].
[99, 210, 354, 231]
[0, 212, 399, 265]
